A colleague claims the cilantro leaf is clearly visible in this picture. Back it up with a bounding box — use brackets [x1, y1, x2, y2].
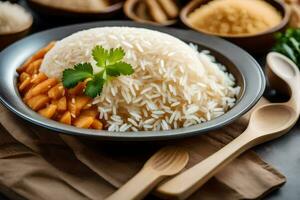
[62, 63, 93, 88]
[92, 45, 126, 67]
[74, 63, 93, 74]
[106, 67, 121, 77]
[107, 62, 134, 76]
[92, 45, 109, 67]
[84, 74, 105, 98]
[62, 45, 134, 98]
[107, 47, 125, 65]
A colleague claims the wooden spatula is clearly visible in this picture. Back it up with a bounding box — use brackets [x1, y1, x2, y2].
[105, 146, 189, 200]
[156, 52, 300, 200]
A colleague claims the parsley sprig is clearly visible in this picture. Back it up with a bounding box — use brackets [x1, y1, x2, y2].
[62, 45, 134, 98]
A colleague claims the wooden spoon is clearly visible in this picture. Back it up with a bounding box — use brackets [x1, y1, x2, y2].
[106, 146, 189, 200]
[156, 53, 300, 200]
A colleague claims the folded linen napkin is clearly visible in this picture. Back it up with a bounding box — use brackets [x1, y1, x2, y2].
[0, 98, 286, 200]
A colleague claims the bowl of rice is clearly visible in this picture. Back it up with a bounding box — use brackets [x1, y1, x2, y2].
[0, 1, 33, 50]
[0, 21, 265, 141]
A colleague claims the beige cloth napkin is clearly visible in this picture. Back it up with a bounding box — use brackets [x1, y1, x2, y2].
[0, 98, 286, 200]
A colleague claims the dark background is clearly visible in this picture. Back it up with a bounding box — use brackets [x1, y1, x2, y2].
[1, 0, 300, 199]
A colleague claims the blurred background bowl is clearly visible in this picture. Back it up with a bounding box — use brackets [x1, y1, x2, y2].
[0, 0, 33, 50]
[27, 0, 124, 21]
[124, 0, 180, 26]
[180, 0, 291, 54]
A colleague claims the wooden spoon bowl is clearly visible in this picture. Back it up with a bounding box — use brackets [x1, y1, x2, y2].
[266, 52, 300, 113]
[249, 104, 296, 135]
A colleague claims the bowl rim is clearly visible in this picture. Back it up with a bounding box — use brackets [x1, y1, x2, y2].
[180, 0, 291, 38]
[0, 20, 266, 141]
[27, 0, 124, 15]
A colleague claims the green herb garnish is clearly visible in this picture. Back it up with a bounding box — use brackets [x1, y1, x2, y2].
[62, 45, 134, 98]
[273, 28, 300, 67]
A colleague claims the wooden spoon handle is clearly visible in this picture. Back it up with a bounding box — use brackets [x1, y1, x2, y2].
[281, 72, 300, 113]
[156, 130, 256, 200]
[106, 169, 162, 200]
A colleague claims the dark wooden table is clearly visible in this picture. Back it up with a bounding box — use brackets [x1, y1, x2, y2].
[0, 0, 299, 199]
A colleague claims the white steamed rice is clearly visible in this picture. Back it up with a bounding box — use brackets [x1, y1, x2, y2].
[0, 1, 32, 34]
[40, 27, 240, 132]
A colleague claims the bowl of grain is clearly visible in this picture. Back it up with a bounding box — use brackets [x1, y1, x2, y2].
[180, 0, 291, 54]
[0, 2, 33, 50]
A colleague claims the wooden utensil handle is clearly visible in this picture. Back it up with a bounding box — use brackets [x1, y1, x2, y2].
[106, 169, 163, 200]
[287, 76, 300, 114]
[156, 130, 256, 200]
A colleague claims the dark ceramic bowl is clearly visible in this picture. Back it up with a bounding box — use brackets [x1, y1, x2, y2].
[180, 0, 291, 54]
[0, 21, 265, 141]
[0, 26, 32, 50]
